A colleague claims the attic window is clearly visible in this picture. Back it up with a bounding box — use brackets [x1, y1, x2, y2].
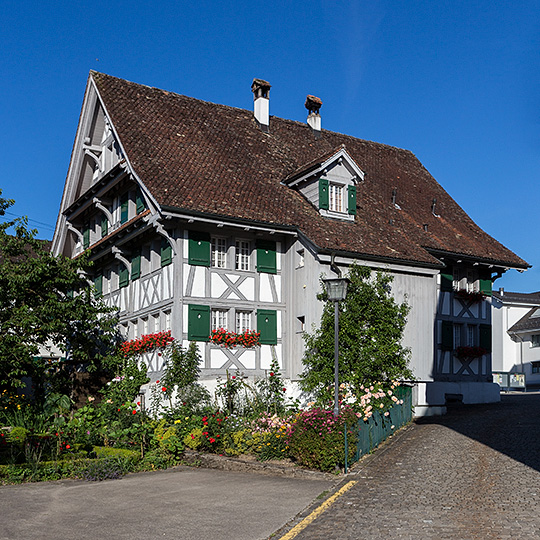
[329, 183, 344, 212]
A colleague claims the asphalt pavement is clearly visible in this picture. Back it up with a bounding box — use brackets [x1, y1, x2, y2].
[0, 465, 335, 540]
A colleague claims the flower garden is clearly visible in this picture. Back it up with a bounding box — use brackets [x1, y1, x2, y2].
[0, 332, 412, 484]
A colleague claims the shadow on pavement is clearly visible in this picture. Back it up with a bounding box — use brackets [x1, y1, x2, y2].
[415, 393, 540, 473]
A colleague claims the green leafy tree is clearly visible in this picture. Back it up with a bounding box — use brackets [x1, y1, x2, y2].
[0, 190, 120, 393]
[301, 264, 412, 405]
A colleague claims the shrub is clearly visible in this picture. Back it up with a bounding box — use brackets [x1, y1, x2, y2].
[287, 407, 359, 471]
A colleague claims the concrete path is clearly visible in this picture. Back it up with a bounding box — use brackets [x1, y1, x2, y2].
[279, 393, 540, 539]
[0, 466, 335, 540]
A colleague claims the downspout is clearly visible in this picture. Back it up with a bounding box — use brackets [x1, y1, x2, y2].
[330, 252, 341, 277]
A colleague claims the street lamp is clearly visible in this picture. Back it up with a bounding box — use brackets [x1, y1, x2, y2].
[322, 277, 350, 416]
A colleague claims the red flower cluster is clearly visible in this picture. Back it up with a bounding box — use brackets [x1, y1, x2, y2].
[455, 346, 488, 359]
[209, 328, 261, 349]
[121, 330, 174, 356]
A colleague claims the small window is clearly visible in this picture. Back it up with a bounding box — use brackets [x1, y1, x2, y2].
[531, 335, 540, 348]
[212, 309, 228, 331]
[236, 311, 251, 333]
[152, 313, 160, 333]
[297, 316, 305, 333]
[453, 323, 462, 350]
[532, 361, 540, 374]
[235, 240, 250, 271]
[297, 249, 305, 268]
[211, 237, 227, 268]
[467, 325, 477, 347]
[329, 183, 344, 212]
[142, 317, 149, 335]
[453, 267, 461, 290]
[164, 311, 171, 331]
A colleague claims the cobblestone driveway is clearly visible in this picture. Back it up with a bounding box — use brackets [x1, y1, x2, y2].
[284, 393, 540, 540]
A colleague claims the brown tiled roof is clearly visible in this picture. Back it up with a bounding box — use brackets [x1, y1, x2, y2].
[493, 291, 540, 304]
[91, 71, 528, 269]
[508, 307, 540, 333]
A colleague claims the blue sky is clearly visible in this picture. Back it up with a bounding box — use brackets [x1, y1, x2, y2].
[1, 1, 539, 291]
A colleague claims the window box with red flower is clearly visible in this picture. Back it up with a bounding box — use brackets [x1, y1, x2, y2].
[454, 289, 486, 304]
[209, 328, 261, 348]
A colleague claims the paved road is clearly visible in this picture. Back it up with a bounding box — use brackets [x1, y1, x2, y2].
[282, 393, 540, 540]
[0, 466, 334, 540]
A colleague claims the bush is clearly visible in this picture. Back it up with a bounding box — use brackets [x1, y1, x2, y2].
[287, 407, 358, 472]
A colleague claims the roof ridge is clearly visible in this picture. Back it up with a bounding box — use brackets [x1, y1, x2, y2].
[90, 71, 414, 155]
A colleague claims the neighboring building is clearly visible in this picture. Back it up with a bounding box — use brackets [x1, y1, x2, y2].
[51, 72, 529, 415]
[492, 289, 540, 390]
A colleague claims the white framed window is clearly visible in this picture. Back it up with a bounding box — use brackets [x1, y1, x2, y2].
[235, 310, 251, 333]
[453, 323, 462, 349]
[164, 311, 171, 331]
[297, 316, 305, 333]
[297, 249, 305, 268]
[212, 309, 228, 331]
[152, 313, 160, 333]
[130, 320, 138, 340]
[235, 240, 250, 271]
[531, 335, 540, 348]
[142, 317, 149, 335]
[211, 237, 227, 268]
[467, 269, 476, 293]
[329, 183, 344, 212]
[467, 325, 477, 347]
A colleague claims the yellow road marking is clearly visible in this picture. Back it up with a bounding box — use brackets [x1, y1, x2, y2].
[277, 480, 358, 540]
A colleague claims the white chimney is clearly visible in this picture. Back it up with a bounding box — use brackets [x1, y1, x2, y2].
[305, 95, 322, 135]
[251, 78, 271, 131]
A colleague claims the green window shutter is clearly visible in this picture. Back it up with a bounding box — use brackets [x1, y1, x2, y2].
[93, 275, 103, 297]
[441, 320, 453, 350]
[480, 324, 492, 351]
[441, 267, 453, 292]
[161, 238, 172, 267]
[119, 266, 129, 288]
[188, 231, 211, 266]
[319, 179, 329, 210]
[131, 252, 141, 280]
[120, 193, 129, 224]
[101, 215, 108, 238]
[136, 190, 145, 214]
[347, 185, 357, 215]
[83, 225, 90, 249]
[188, 304, 210, 341]
[256, 240, 277, 274]
[257, 309, 277, 345]
[480, 274, 492, 296]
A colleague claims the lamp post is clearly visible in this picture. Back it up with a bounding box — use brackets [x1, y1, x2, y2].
[322, 277, 350, 416]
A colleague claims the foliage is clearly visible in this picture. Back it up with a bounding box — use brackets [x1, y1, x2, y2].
[160, 341, 201, 396]
[101, 358, 149, 406]
[152, 419, 184, 459]
[286, 407, 359, 471]
[183, 411, 228, 452]
[254, 357, 288, 415]
[301, 264, 412, 407]
[215, 371, 255, 415]
[0, 189, 120, 391]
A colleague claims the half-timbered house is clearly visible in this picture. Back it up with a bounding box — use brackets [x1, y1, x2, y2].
[51, 72, 529, 415]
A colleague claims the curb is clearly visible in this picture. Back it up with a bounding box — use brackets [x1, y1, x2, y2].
[182, 449, 337, 481]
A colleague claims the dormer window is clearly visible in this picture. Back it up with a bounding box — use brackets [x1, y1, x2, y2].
[329, 183, 344, 212]
[283, 145, 362, 222]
